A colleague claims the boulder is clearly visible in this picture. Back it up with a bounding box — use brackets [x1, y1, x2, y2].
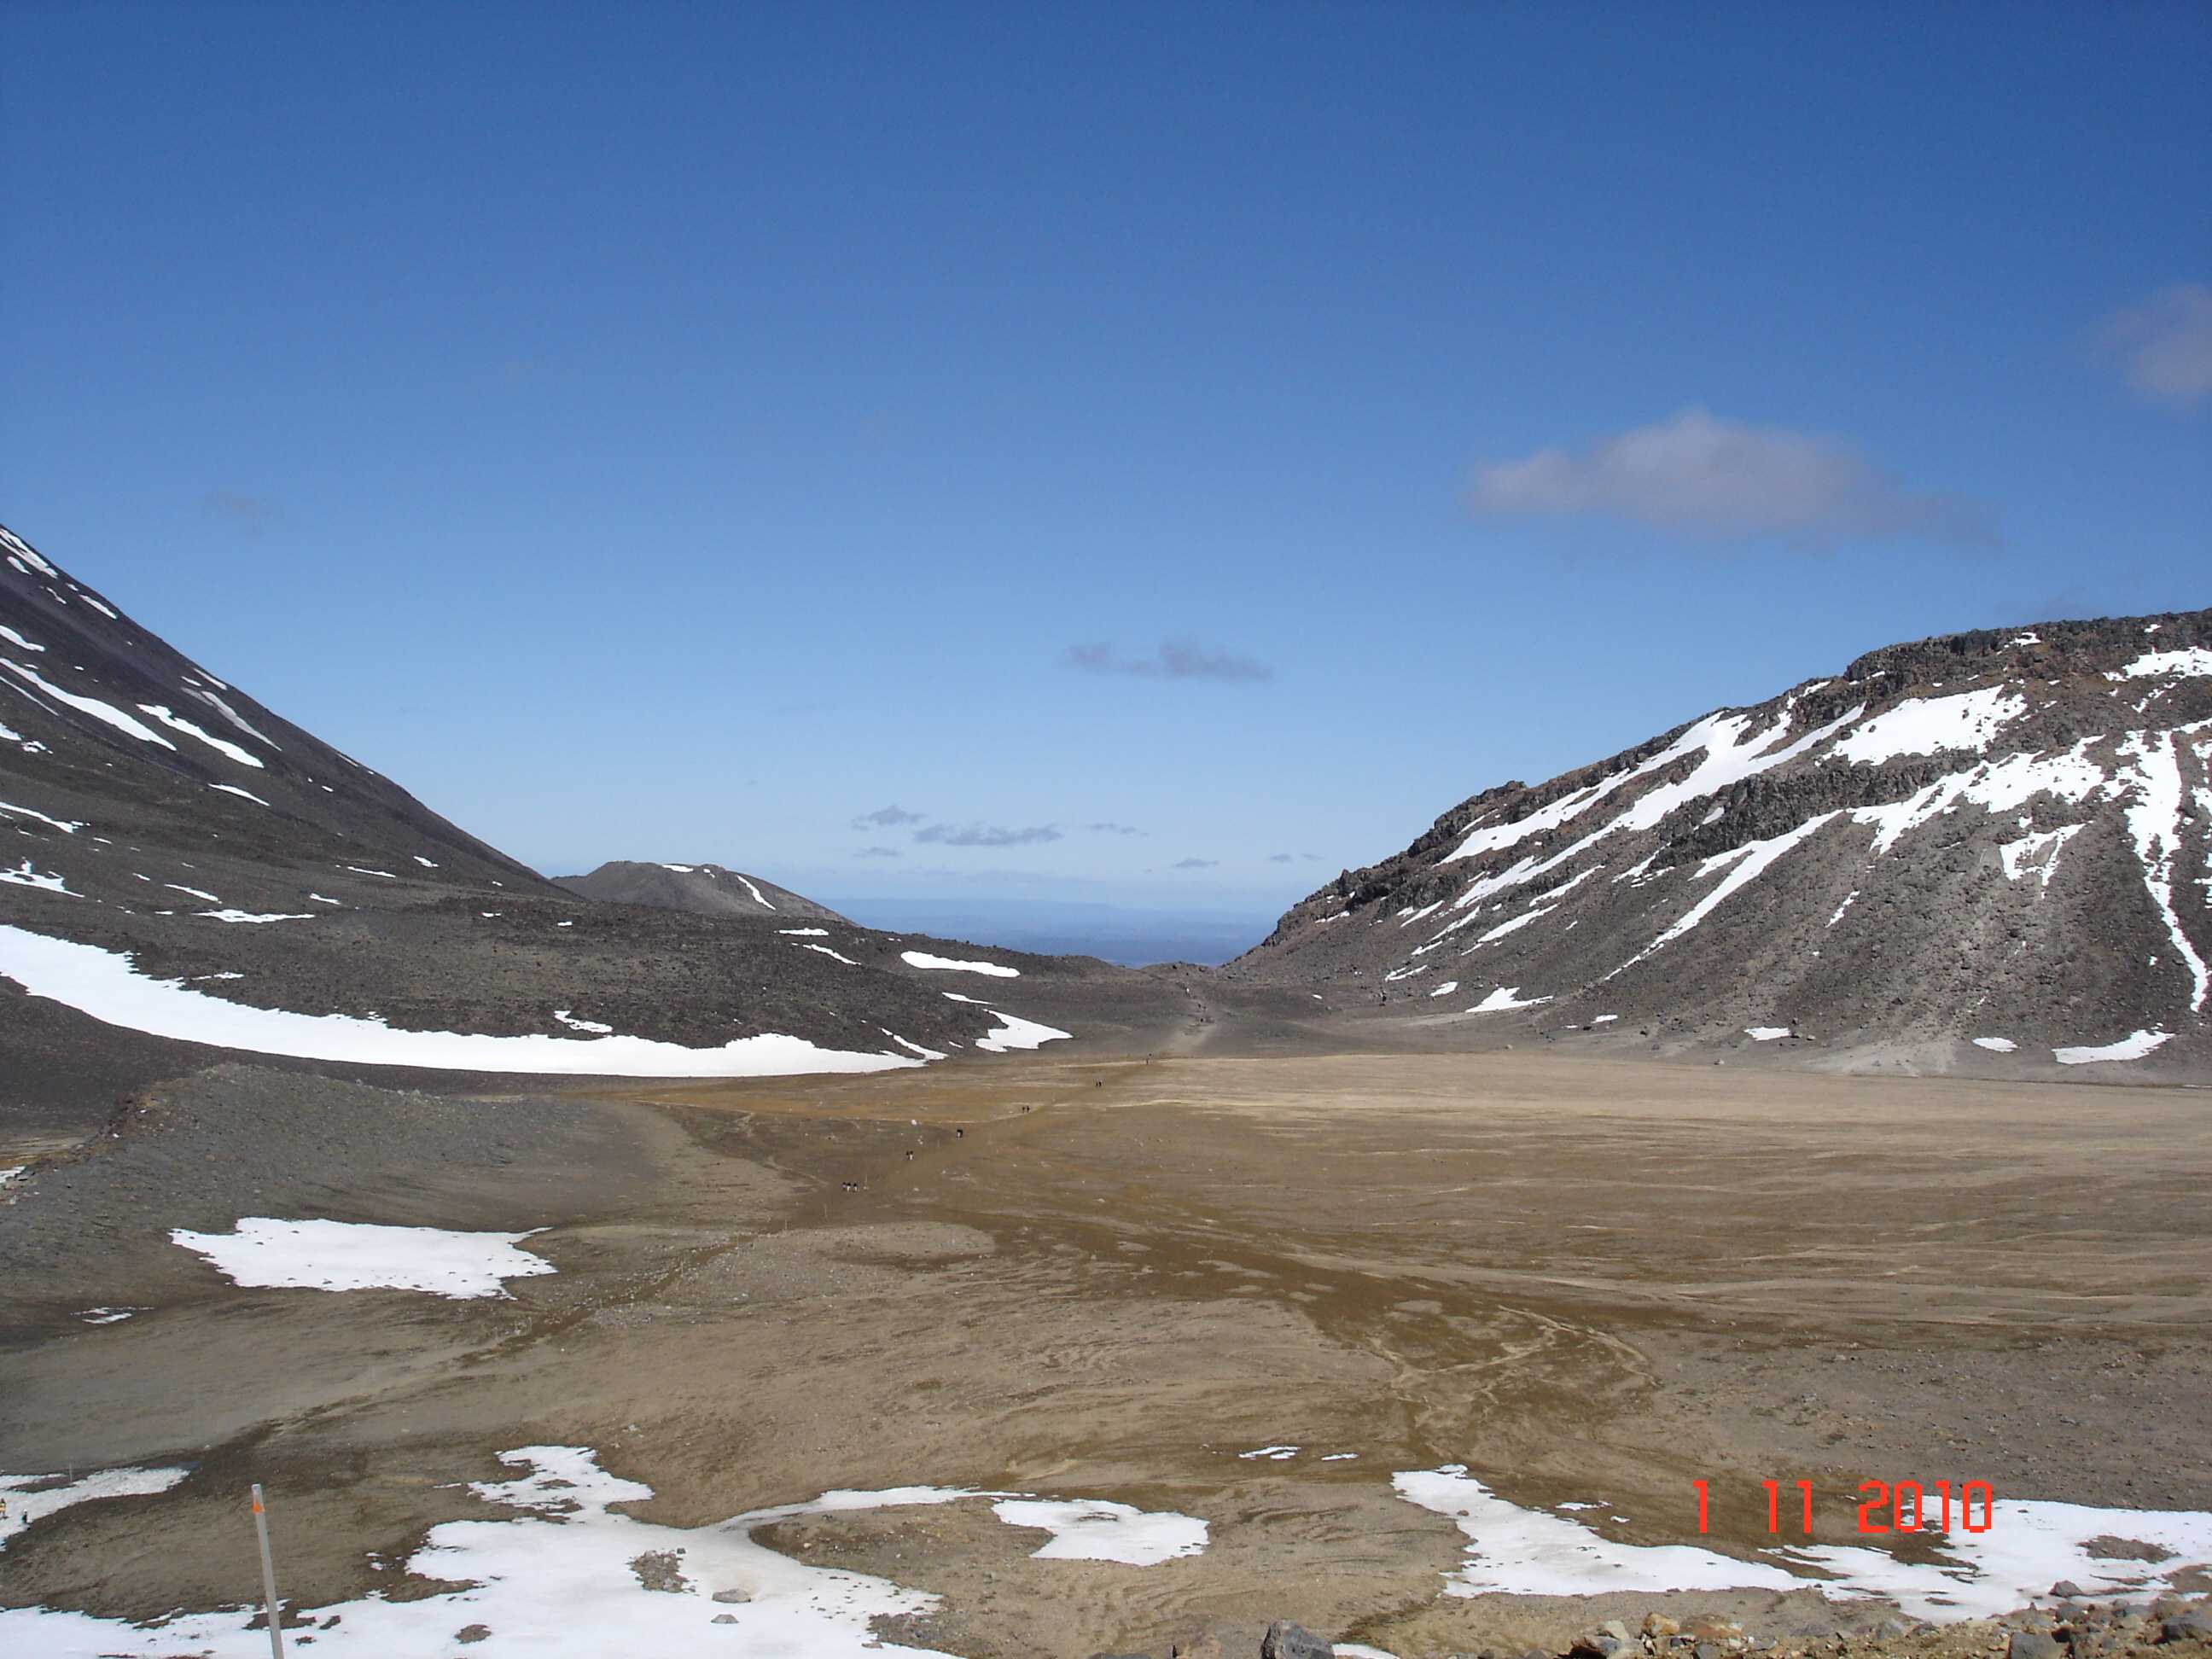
[1260, 1622, 1335, 1659]
[2160, 1610, 2212, 1644]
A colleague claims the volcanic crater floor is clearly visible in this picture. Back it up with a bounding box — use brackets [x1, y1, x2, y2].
[1, 1047, 2208, 1656]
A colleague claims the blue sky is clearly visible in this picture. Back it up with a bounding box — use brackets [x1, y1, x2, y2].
[3, 2, 2206, 928]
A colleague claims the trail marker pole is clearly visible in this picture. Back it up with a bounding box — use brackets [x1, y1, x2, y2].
[250, 1482, 286, 1658]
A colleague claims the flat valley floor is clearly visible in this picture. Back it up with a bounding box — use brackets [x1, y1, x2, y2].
[2, 1047, 2208, 1655]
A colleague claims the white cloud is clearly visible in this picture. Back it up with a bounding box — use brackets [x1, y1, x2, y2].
[2103, 283, 2212, 407]
[915, 823, 1062, 847]
[1068, 640, 1273, 682]
[1470, 407, 1994, 546]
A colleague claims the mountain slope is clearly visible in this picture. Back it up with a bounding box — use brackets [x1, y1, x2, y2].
[556, 861, 851, 924]
[0, 523, 539, 892]
[1222, 610, 2212, 1076]
[0, 523, 1154, 1129]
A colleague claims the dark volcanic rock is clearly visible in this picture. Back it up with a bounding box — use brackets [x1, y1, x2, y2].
[1260, 1620, 1333, 1659]
[0, 523, 1164, 1135]
[1220, 607, 2212, 1078]
[556, 860, 850, 924]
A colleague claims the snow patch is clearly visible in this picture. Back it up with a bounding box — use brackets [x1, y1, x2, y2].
[1998, 824, 2081, 888]
[1468, 986, 1550, 1013]
[0, 527, 58, 575]
[881, 1031, 947, 1062]
[2108, 648, 2212, 681]
[1, 661, 175, 748]
[2116, 732, 2209, 1013]
[1610, 814, 1841, 980]
[0, 1465, 189, 1553]
[172, 1217, 556, 1299]
[0, 1446, 1209, 1657]
[990, 1498, 1208, 1564]
[1972, 1037, 2017, 1053]
[2053, 1029, 2172, 1066]
[1, 800, 80, 835]
[180, 684, 278, 748]
[1, 860, 79, 896]
[1396, 1465, 1803, 1596]
[1394, 1466, 2212, 1620]
[0, 925, 925, 1077]
[136, 704, 265, 767]
[903, 950, 1020, 978]
[938, 995, 1072, 1052]
[1830, 687, 2027, 765]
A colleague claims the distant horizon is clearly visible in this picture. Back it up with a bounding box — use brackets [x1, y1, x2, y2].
[537, 862, 1289, 966]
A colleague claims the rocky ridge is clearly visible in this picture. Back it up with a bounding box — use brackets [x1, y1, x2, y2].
[0, 522, 1156, 1132]
[1222, 612, 2212, 1078]
[556, 859, 852, 923]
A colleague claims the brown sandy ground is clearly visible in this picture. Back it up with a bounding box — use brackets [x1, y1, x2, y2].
[0, 1047, 2206, 1658]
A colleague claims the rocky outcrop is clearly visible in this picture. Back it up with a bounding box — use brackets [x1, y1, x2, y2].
[1222, 608, 2212, 1078]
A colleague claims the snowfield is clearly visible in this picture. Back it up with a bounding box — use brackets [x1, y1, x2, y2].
[0, 1447, 1210, 1657]
[1394, 1466, 2212, 1620]
[0, 924, 925, 1078]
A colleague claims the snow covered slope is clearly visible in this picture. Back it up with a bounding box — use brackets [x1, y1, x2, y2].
[0, 524, 1105, 1127]
[556, 861, 851, 924]
[1223, 611, 2212, 1077]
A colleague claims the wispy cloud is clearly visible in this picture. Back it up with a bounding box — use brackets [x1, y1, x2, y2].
[854, 845, 902, 859]
[1470, 407, 1994, 547]
[201, 491, 279, 535]
[852, 804, 925, 830]
[1085, 821, 1143, 835]
[1172, 857, 1219, 870]
[1067, 638, 1273, 682]
[2102, 283, 2212, 407]
[1268, 853, 1294, 863]
[915, 823, 1062, 847]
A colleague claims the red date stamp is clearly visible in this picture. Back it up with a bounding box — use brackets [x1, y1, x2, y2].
[1693, 1479, 1996, 1536]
